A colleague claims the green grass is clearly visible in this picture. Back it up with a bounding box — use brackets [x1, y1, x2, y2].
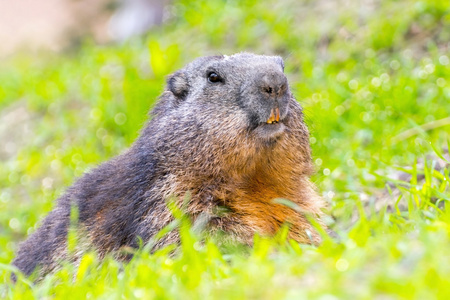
[1, 0, 450, 298]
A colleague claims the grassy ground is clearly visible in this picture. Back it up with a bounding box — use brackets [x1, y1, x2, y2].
[1, 0, 450, 298]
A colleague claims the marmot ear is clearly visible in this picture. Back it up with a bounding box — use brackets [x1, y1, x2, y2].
[167, 71, 189, 100]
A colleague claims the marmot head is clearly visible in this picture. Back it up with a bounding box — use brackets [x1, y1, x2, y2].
[144, 53, 313, 189]
[154, 53, 301, 143]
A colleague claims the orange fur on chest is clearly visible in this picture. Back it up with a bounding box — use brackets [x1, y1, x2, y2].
[174, 144, 322, 244]
[227, 181, 313, 240]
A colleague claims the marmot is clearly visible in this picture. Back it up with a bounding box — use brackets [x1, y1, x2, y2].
[13, 53, 325, 278]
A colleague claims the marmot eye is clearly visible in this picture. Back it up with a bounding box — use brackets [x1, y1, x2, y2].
[208, 72, 222, 83]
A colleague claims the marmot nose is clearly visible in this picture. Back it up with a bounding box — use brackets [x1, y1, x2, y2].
[261, 72, 288, 98]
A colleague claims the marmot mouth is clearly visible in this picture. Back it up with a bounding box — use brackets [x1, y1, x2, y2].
[248, 107, 286, 140]
[255, 108, 286, 140]
[266, 107, 280, 124]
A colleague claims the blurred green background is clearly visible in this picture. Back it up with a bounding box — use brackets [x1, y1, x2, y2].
[1, 0, 450, 298]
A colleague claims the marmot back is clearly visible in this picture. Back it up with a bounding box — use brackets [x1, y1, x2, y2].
[13, 53, 326, 278]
